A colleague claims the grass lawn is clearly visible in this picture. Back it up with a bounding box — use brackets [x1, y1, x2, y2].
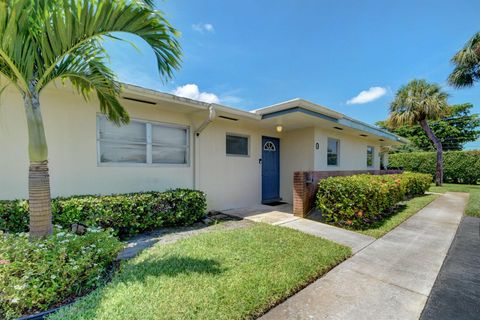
[48, 223, 350, 320]
[429, 183, 480, 217]
[356, 194, 439, 238]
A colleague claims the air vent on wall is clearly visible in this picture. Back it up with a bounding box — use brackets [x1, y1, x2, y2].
[219, 115, 238, 121]
[333, 126, 343, 131]
[123, 96, 157, 105]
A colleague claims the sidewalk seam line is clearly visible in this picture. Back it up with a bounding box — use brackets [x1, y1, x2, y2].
[349, 268, 429, 297]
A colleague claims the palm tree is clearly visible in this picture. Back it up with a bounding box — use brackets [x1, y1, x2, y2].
[448, 32, 480, 88]
[0, 0, 181, 238]
[388, 79, 448, 186]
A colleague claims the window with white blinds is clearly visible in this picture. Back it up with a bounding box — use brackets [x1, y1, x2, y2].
[97, 116, 189, 165]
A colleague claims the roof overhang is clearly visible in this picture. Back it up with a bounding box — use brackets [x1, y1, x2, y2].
[253, 98, 343, 119]
[103, 83, 407, 145]
[27, 80, 406, 145]
[121, 83, 261, 121]
[254, 98, 406, 145]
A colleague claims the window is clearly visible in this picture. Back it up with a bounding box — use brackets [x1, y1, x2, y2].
[226, 134, 249, 156]
[151, 125, 188, 164]
[327, 138, 339, 166]
[263, 141, 276, 151]
[367, 146, 374, 167]
[97, 116, 189, 165]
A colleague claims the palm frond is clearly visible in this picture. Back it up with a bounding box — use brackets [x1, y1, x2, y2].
[48, 39, 129, 125]
[34, 0, 181, 91]
[388, 79, 448, 128]
[448, 32, 480, 88]
[0, 0, 36, 92]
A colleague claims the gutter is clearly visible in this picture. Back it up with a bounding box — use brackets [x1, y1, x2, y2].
[193, 105, 216, 190]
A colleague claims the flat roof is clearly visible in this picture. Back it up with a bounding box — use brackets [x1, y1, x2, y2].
[121, 82, 405, 144]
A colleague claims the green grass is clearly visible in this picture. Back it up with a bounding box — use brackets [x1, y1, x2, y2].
[48, 224, 350, 320]
[429, 183, 480, 217]
[356, 194, 439, 238]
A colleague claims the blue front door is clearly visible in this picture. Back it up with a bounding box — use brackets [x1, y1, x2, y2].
[262, 136, 280, 203]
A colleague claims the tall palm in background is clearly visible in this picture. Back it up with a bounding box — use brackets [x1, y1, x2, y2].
[0, 0, 181, 238]
[449, 32, 480, 88]
[388, 79, 449, 186]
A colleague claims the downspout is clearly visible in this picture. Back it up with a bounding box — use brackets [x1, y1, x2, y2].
[193, 104, 216, 189]
[196, 104, 216, 135]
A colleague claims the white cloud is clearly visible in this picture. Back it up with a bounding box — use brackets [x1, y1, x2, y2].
[346, 86, 387, 105]
[220, 95, 243, 105]
[192, 23, 214, 33]
[173, 84, 220, 103]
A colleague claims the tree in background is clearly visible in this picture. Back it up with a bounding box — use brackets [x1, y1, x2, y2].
[378, 103, 480, 152]
[449, 32, 480, 88]
[0, 0, 181, 238]
[388, 79, 449, 186]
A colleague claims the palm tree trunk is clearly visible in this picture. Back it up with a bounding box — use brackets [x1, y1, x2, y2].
[24, 85, 52, 239]
[420, 119, 443, 186]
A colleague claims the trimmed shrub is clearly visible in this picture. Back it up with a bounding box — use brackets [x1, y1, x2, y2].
[389, 151, 480, 184]
[0, 189, 207, 238]
[316, 172, 432, 228]
[0, 228, 122, 320]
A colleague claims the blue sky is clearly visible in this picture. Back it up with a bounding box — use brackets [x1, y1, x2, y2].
[105, 0, 480, 149]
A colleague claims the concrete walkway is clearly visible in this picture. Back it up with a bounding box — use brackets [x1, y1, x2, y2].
[221, 204, 375, 253]
[421, 216, 480, 320]
[260, 192, 468, 320]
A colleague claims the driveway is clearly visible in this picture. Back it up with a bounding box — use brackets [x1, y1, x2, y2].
[260, 192, 469, 320]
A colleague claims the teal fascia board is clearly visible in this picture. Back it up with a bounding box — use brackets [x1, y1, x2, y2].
[261, 106, 401, 142]
[338, 118, 401, 141]
[261, 107, 339, 122]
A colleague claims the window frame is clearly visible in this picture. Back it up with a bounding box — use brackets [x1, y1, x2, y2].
[327, 137, 340, 166]
[96, 115, 190, 167]
[366, 145, 375, 168]
[226, 133, 250, 157]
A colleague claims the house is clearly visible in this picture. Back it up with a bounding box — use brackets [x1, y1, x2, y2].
[0, 83, 405, 210]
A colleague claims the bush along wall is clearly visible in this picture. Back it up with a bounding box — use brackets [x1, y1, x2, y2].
[316, 172, 432, 229]
[0, 189, 207, 238]
[389, 150, 480, 184]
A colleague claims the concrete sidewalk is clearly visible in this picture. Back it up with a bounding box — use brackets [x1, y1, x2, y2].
[221, 204, 375, 254]
[261, 192, 469, 320]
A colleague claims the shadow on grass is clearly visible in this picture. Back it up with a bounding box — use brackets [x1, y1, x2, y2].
[47, 256, 225, 319]
[118, 224, 211, 260]
[123, 255, 225, 281]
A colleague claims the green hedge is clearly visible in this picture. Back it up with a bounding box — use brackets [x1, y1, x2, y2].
[316, 172, 432, 228]
[0, 189, 207, 238]
[389, 151, 480, 184]
[0, 228, 122, 320]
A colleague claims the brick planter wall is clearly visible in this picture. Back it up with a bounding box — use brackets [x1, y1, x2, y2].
[293, 170, 403, 217]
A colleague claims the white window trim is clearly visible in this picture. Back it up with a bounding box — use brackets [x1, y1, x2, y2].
[327, 137, 340, 167]
[367, 145, 375, 168]
[96, 115, 190, 167]
[226, 133, 250, 157]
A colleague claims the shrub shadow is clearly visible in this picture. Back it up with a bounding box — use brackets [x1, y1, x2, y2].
[122, 255, 225, 282]
[48, 255, 225, 319]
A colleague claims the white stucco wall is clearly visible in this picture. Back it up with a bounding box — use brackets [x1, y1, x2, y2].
[314, 127, 382, 171]
[0, 86, 389, 211]
[0, 87, 194, 200]
[279, 127, 315, 203]
[195, 118, 279, 209]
